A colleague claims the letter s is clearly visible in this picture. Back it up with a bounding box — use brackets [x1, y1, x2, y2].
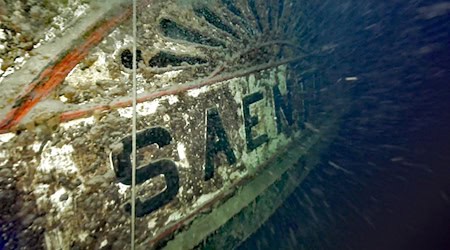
[111, 127, 179, 217]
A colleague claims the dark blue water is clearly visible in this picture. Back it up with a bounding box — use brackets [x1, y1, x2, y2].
[241, 0, 450, 249]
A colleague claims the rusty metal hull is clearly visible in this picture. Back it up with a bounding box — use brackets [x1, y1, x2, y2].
[0, 0, 345, 249]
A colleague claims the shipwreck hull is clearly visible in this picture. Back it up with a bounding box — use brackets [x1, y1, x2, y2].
[0, 0, 347, 249]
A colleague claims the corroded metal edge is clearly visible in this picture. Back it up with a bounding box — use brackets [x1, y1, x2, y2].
[0, 0, 130, 130]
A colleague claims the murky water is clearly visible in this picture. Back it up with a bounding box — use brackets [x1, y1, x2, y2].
[241, 1, 450, 249]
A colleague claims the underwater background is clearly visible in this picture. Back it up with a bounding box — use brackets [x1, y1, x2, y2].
[241, 0, 450, 249]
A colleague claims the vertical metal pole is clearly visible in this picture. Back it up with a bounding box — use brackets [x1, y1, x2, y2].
[131, 0, 137, 249]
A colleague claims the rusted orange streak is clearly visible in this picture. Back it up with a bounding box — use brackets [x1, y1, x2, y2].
[59, 56, 308, 123]
[0, 6, 132, 131]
